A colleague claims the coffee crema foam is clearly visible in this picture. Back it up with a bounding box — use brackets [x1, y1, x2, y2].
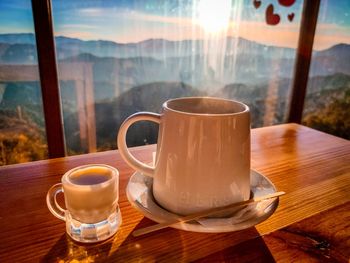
[69, 167, 112, 185]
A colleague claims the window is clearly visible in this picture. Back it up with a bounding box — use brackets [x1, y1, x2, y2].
[0, 0, 349, 165]
[302, 0, 350, 139]
[51, 0, 304, 154]
[0, 0, 48, 165]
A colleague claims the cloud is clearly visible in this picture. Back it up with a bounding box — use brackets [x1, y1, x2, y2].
[128, 12, 195, 25]
[76, 7, 195, 26]
[55, 31, 95, 40]
[58, 24, 98, 30]
[78, 8, 105, 17]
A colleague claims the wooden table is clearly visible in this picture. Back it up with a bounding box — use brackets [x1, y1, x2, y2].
[0, 124, 349, 262]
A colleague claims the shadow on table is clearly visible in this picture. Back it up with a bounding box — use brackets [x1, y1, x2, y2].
[41, 218, 174, 262]
[193, 234, 276, 262]
[40, 233, 115, 262]
[107, 218, 276, 262]
[41, 218, 276, 262]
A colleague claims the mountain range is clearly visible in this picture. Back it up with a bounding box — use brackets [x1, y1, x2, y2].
[0, 33, 349, 156]
[0, 33, 297, 60]
[0, 33, 349, 92]
[1, 33, 348, 61]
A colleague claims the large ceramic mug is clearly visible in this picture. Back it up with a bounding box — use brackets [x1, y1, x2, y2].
[117, 97, 251, 215]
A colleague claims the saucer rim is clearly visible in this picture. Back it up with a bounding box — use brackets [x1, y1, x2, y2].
[126, 169, 279, 233]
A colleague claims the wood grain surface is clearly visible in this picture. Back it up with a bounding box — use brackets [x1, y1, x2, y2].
[0, 124, 349, 262]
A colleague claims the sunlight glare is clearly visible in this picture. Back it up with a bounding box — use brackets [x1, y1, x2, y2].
[197, 0, 232, 33]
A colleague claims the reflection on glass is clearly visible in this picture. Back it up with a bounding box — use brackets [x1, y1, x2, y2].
[303, 0, 350, 139]
[0, 0, 48, 165]
[52, 0, 307, 154]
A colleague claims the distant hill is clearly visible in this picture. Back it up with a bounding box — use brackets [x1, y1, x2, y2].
[215, 83, 267, 103]
[314, 43, 350, 58]
[0, 43, 37, 64]
[0, 82, 45, 128]
[58, 81, 206, 152]
[0, 106, 47, 165]
[0, 33, 36, 45]
[64, 55, 169, 100]
[1, 82, 41, 105]
[215, 73, 350, 127]
[303, 84, 350, 139]
[94, 81, 205, 150]
[304, 73, 350, 114]
[0, 33, 296, 60]
[307, 73, 350, 93]
[0, 43, 10, 57]
[310, 44, 350, 76]
[61, 53, 99, 62]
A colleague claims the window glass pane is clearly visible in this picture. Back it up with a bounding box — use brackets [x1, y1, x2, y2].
[303, 0, 350, 139]
[52, 0, 304, 153]
[0, 0, 48, 165]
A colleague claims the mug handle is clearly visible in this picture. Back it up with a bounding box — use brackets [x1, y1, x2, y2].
[46, 183, 66, 221]
[117, 112, 161, 177]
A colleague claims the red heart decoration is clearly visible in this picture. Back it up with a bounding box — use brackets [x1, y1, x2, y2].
[288, 13, 295, 22]
[253, 0, 261, 9]
[278, 0, 296, 7]
[265, 4, 280, 26]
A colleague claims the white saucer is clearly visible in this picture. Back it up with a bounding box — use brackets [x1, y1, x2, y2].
[126, 170, 279, 233]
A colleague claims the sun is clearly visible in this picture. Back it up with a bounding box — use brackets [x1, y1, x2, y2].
[197, 0, 232, 33]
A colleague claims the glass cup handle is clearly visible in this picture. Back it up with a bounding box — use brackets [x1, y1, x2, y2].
[46, 183, 66, 221]
[117, 112, 160, 177]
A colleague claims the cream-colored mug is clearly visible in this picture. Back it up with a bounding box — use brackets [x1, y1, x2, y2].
[118, 97, 251, 215]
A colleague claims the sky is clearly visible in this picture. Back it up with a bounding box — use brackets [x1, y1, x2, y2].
[0, 0, 349, 50]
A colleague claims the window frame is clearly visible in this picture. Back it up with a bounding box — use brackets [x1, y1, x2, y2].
[288, 0, 321, 123]
[31, 0, 65, 158]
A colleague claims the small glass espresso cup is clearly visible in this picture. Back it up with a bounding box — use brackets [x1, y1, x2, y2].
[46, 164, 122, 243]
